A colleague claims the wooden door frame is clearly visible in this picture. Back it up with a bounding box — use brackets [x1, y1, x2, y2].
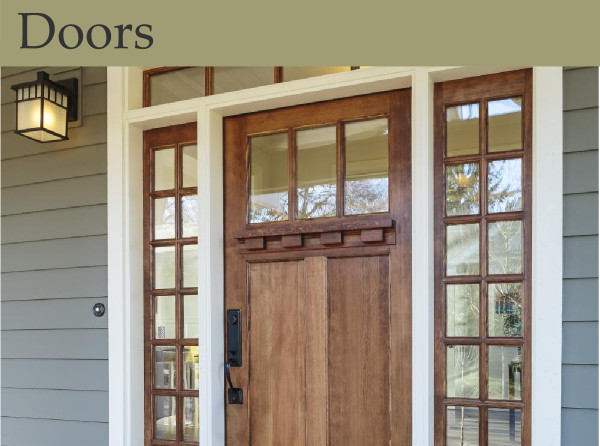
[107, 66, 563, 446]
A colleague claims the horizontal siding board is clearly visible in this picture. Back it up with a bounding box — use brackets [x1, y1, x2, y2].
[561, 365, 599, 409]
[561, 408, 599, 445]
[1, 235, 107, 272]
[1, 359, 108, 391]
[1, 388, 108, 422]
[563, 235, 598, 278]
[82, 67, 107, 86]
[563, 193, 599, 236]
[1, 329, 107, 360]
[562, 68, 598, 445]
[1, 417, 108, 446]
[1, 174, 107, 215]
[1, 144, 107, 188]
[562, 322, 599, 365]
[1, 204, 107, 244]
[1, 297, 108, 330]
[563, 150, 599, 194]
[1, 266, 107, 300]
[563, 278, 599, 321]
[1, 113, 107, 160]
[82, 82, 108, 116]
[563, 67, 599, 111]
[564, 108, 599, 153]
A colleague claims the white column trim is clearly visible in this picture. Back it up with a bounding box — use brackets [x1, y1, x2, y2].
[531, 66, 563, 446]
[107, 66, 127, 446]
[412, 68, 435, 446]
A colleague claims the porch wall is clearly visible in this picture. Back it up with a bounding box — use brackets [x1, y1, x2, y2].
[562, 66, 599, 445]
[1, 67, 108, 445]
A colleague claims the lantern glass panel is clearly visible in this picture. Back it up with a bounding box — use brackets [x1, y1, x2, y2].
[18, 98, 42, 131]
[42, 100, 67, 137]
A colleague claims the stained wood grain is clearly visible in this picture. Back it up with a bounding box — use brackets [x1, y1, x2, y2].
[304, 257, 328, 446]
[327, 256, 391, 445]
[248, 261, 306, 446]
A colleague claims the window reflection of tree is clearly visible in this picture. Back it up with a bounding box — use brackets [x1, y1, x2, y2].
[297, 184, 336, 219]
[488, 159, 522, 213]
[345, 178, 388, 215]
[489, 221, 522, 275]
[450, 345, 479, 399]
[446, 163, 479, 216]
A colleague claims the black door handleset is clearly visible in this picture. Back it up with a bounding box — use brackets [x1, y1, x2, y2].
[226, 309, 243, 404]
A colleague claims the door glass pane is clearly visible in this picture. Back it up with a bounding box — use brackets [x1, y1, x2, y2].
[182, 195, 198, 238]
[344, 118, 389, 215]
[183, 245, 198, 288]
[447, 284, 479, 337]
[446, 406, 479, 446]
[154, 395, 176, 440]
[447, 103, 479, 157]
[488, 283, 523, 337]
[488, 221, 523, 275]
[213, 66, 273, 94]
[184, 294, 199, 338]
[149, 67, 205, 106]
[154, 148, 175, 191]
[283, 66, 351, 81]
[154, 346, 176, 389]
[182, 144, 198, 188]
[446, 224, 480, 276]
[183, 397, 200, 442]
[154, 246, 175, 289]
[488, 408, 522, 445]
[154, 295, 175, 339]
[488, 97, 522, 153]
[183, 346, 200, 390]
[446, 163, 480, 216]
[249, 133, 289, 223]
[488, 158, 523, 213]
[446, 345, 479, 398]
[489, 345, 522, 400]
[296, 126, 337, 219]
[154, 197, 176, 240]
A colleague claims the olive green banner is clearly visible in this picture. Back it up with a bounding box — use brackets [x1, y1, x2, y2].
[1, 0, 599, 66]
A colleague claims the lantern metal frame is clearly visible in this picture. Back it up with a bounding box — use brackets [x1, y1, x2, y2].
[11, 71, 78, 143]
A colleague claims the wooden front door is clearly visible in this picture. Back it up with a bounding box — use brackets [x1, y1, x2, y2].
[224, 91, 412, 445]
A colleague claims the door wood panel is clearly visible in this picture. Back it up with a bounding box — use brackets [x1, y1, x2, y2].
[327, 256, 391, 445]
[248, 261, 306, 446]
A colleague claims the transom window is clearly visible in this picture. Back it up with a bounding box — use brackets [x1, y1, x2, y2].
[434, 70, 532, 446]
[247, 117, 390, 223]
[143, 66, 362, 107]
[144, 123, 199, 445]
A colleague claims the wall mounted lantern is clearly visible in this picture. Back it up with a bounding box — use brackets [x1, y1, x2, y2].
[11, 71, 78, 143]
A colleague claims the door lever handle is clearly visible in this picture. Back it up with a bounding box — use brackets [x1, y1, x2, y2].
[226, 361, 243, 404]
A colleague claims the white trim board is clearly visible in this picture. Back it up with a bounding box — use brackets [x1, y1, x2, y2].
[106, 66, 562, 446]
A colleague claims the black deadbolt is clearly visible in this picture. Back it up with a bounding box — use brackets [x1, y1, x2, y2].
[93, 303, 105, 317]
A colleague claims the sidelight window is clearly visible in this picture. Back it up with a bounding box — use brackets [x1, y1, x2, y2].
[144, 124, 200, 445]
[435, 70, 531, 446]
